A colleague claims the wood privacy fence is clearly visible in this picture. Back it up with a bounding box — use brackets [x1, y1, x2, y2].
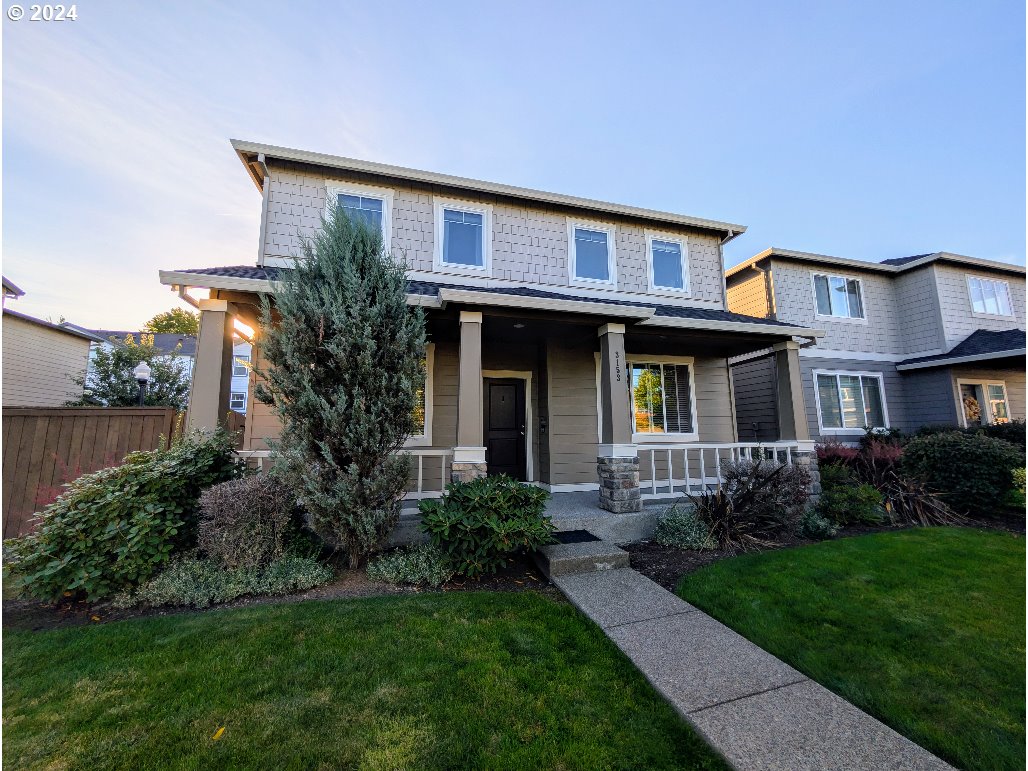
[2, 407, 181, 539]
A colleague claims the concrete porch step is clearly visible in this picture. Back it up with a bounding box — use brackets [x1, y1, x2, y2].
[534, 537, 631, 579]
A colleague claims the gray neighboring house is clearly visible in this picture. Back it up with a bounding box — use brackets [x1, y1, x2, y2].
[726, 248, 1026, 442]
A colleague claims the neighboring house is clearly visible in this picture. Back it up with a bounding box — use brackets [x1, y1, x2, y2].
[1, 280, 105, 407]
[726, 248, 1026, 442]
[158, 140, 823, 508]
[84, 331, 253, 414]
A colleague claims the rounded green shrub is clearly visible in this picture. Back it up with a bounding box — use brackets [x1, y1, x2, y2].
[902, 432, 1025, 515]
[654, 504, 715, 550]
[366, 544, 454, 587]
[419, 475, 554, 577]
[799, 509, 838, 540]
[816, 464, 885, 525]
[4, 430, 242, 602]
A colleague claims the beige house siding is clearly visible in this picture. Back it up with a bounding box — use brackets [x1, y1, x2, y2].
[725, 268, 770, 319]
[260, 164, 727, 307]
[545, 342, 599, 486]
[2, 315, 89, 407]
[932, 264, 1027, 348]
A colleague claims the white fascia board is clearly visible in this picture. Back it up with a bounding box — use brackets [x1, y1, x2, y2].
[159, 270, 277, 294]
[639, 314, 825, 338]
[436, 288, 656, 320]
[896, 348, 1027, 371]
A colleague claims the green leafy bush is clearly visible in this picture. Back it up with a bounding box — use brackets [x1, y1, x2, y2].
[799, 509, 838, 540]
[4, 430, 242, 602]
[916, 419, 1026, 451]
[1013, 467, 1026, 494]
[419, 475, 554, 577]
[903, 432, 1025, 515]
[113, 555, 332, 609]
[198, 474, 298, 569]
[816, 464, 885, 525]
[366, 544, 454, 587]
[654, 504, 715, 550]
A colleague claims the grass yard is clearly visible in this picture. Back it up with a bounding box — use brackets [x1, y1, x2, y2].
[678, 527, 1025, 771]
[4, 592, 723, 770]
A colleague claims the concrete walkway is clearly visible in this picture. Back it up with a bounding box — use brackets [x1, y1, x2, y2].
[553, 568, 952, 770]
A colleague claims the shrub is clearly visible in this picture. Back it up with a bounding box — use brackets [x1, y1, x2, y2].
[1013, 466, 1027, 494]
[688, 460, 811, 551]
[366, 544, 454, 588]
[419, 475, 554, 577]
[799, 509, 838, 540]
[198, 474, 297, 569]
[654, 503, 716, 550]
[916, 419, 1026, 451]
[816, 464, 885, 525]
[4, 430, 242, 602]
[903, 432, 1024, 515]
[114, 555, 333, 609]
[816, 439, 859, 468]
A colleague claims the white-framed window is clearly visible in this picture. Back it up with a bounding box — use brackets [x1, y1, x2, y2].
[813, 370, 889, 433]
[957, 379, 1010, 427]
[567, 219, 616, 286]
[811, 272, 865, 320]
[646, 231, 690, 294]
[627, 355, 698, 441]
[433, 198, 492, 274]
[325, 182, 394, 254]
[405, 343, 436, 448]
[232, 354, 250, 378]
[966, 276, 1013, 317]
[229, 391, 247, 412]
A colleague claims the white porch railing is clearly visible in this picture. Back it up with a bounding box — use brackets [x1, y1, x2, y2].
[637, 441, 801, 500]
[234, 448, 452, 500]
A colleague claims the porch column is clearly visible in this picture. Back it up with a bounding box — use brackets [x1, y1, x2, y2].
[186, 299, 235, 432]
[596, 323, 641, 513]
[452, 311, 487, 482]
[773, 340, 819, 495]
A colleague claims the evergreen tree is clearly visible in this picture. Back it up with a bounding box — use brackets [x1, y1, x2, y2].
[255, 209, 426, 566]
[144, 307, 199, 335]
[68, 334, 191, 409]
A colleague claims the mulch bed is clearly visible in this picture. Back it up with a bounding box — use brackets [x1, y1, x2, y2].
[3, 554, 557, 633]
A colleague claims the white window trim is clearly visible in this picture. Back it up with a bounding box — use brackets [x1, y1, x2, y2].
[229, 391, 247, 411]
[955, 378, 1010, 427]
[809, 271, 868, 325]
[965, 275, 1014, 319]
[626, 354, 699, 442]
[567, 218, 617, 287]
[232, 354, 251, 378]
[325, 181, 394, 256]
[812, 369, 890, 435]
[404, 343, 435, 448]
[645, 230, 691, 296]
[433, 197, 493, 276]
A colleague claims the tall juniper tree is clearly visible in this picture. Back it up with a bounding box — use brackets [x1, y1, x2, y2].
[255, 208, 425, 566]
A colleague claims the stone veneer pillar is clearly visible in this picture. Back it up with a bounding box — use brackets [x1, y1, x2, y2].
[186, 298, 235, 432]
[596, 323, 641, 513]
[452, 311, 488, 483]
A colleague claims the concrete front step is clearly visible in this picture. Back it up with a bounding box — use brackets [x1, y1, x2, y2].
[534, 539, 631, 578]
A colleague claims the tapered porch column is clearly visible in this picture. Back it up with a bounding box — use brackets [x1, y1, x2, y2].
[452, 311, 487, 482]
[597, 323, 641, 513]
[773, 340, 819, 494]
[186, 299, 235, 432]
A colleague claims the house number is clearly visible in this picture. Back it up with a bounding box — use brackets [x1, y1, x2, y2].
[614, 351, 622, 382]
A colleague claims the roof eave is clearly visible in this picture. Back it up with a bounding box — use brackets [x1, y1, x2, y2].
[896, 348, 1027, 371]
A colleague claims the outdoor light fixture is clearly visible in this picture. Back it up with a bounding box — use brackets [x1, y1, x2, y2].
[513, 323, 525, 329]
[133, 361, 152, 406]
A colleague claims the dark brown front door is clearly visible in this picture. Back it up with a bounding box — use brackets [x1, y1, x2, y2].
[484, 378, 526, 480]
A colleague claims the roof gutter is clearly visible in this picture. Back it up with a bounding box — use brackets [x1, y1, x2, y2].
[896, 348, 1027, 371]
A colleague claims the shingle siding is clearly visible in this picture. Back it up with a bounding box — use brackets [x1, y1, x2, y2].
[893, 266, 945, 354]
[933, 265, 1027, 348]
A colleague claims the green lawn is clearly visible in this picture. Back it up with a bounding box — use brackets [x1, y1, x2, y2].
[3, 592, 723, 770]
[678, 527, 1025, 771]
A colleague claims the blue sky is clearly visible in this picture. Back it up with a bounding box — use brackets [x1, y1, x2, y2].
[3, 0, 1024, 328]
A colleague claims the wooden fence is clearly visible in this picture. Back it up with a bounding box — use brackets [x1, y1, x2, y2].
[2, 407, 181, 539]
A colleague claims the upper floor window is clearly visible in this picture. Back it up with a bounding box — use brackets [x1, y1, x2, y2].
[568, 220, 616, 285]
[629, 358, 697, 440]
[812, 273, 865, 319]
[646, 233, 690, 293]
[229, 391, 247, 412]
[433, 199, 492, 274]
[966, 276, 1013, 316]
[814, 371, 887, 432]
[232, 354, 250, 378]
[326, 183, 393, 253]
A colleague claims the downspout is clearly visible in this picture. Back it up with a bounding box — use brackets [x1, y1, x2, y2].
[717, 230, 734, 310]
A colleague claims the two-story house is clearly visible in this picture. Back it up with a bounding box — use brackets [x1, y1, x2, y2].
[726, 248, 1026, 442]
[159, 140, 823, 511]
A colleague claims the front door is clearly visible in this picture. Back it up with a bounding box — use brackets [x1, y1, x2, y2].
[484, 378, 526, 480]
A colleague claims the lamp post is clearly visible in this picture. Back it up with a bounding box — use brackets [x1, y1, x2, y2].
[133, 361, 152, 406]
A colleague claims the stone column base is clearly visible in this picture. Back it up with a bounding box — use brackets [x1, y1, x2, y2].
[451, 462, 488, 484]
[793, 450, 821, 500]
[597, 456, 642, 513]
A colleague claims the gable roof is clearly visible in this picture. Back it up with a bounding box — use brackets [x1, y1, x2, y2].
[230, 139, 747, 240]
[90, 330, 199, 357]
[159, 264, 823, 339]
[896, 328, 1026, 371]
[727, 247, 1027, 281]
[2, 276, 25, 299]
[2, 309, 105, 342]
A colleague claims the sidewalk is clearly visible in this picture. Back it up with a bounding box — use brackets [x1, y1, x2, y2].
[552, 568, 952, 770]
